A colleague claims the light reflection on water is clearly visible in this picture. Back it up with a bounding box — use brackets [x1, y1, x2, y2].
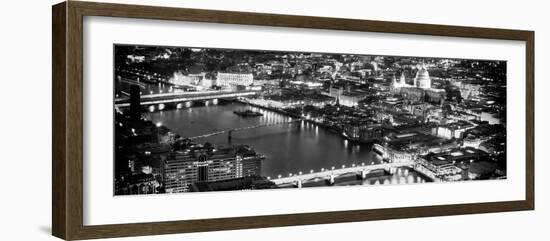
[145, 102, 429, 185]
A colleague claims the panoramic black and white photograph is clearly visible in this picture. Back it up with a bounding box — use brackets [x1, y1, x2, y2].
[113, 44, 507, 195]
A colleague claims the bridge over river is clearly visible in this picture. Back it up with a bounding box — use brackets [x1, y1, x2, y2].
[114, 90, 259, 108]
[270, 161, 416, 186]
[184, 119, 302, 140]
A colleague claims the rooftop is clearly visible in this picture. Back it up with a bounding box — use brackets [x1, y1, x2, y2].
[423, 147, 488, 164]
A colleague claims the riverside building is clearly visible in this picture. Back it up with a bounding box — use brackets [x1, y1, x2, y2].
[164, 145, 264, 193]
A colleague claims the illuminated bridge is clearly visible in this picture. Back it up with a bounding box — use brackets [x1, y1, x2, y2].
[186, 119, 302, 140]
[269, 161, 415, 186]
[114, 90, 259, 108]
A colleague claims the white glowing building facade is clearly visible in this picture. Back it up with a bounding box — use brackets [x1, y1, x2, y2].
[391, 65, 446, 105]
[215, 72, 254, 87]
[414, 66, 432, 89]
[392, 72, 411, 88]
[392, 65, 432, 90]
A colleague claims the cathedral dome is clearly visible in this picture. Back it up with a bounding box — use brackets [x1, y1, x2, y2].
[415, 66, 431, 89]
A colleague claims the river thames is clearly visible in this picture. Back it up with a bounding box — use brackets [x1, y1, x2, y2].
[144, 101, 429, 185]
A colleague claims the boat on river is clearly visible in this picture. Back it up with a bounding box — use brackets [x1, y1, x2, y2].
[233, 109, 263, 117]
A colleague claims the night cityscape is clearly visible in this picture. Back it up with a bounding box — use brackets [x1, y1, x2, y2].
[113, 45, 507, 195]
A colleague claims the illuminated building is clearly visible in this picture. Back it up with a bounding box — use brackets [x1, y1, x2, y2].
[258, 89, 334, 109]
[374, 143, 418, 163]
[414, 65, 432, 89]
[215, 72, 254, 87]
[390, 67, 446, 105]
[288, 80, 324, 90]
[328, 86, 344, 98]
[417, 147, 489, 181]
[391, 66, 432, 90]
[343, 122, 382, 143]
[452, 80, 482, 100]
[326, 86, 366, 107]
[374, 125, 454, 163]
[169, 72, 204, 86]
[164, 145, 264, 193]
[424, 89, 446, 104]
[404, 103, 431, 118]
[115, 173, 160, 195]
[462, 135, 485, 148]
[416, 154, 463, 181]
[337, 94, 364, 107]
[479, 136, 506, 155]
[199, 78, 213, 88]
[126, 54, 145, 63]
[417, 155, 462, 176]
[434, 121, 474, 139]
[392, 72, 410, 88]
[374, 131, 425, 163]
[480, 111, 502, 125]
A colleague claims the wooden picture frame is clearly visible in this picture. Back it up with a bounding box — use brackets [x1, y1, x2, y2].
[52, 1, 534, 240]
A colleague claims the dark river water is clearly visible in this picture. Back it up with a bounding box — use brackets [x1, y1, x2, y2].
[144, 102, 428, 186]
[145, 102, 381, 178]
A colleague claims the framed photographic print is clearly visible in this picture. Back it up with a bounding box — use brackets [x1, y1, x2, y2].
[52, 1, 534, 240]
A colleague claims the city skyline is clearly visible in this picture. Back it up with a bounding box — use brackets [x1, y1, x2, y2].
[116, 44, 508, 63]
[113, 44, 507, 195]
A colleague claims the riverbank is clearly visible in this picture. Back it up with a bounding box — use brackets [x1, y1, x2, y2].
[235, 98, 343, 132]
[145, 100, 431, 184]
[145, 101, 378, 178]
[232, 99, 434, 181]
